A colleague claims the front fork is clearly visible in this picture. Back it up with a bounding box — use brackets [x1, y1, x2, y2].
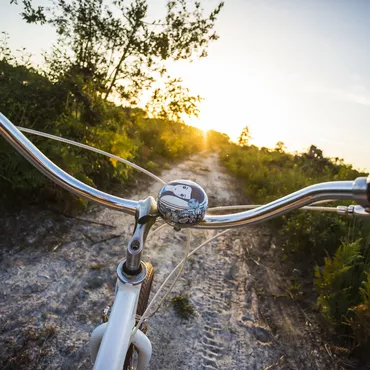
[90, 196, 157, 369]
[91, 280, 152, 370]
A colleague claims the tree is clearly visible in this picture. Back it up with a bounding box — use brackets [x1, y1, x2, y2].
[0, 33, 67, 128]
[275, 141, 286, 153]
[238, 126, 251, 146]
[307, 145, 323, 160]
[11, 0, 224, 122]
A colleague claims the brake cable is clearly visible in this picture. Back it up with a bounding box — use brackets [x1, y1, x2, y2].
[17, 126, 166, 185]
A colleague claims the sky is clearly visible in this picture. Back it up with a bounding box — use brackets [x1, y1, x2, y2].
[1, 0, 370, 171]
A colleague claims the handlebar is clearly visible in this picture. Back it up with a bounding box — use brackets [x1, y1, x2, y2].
[1, 113, 369, 229]
[0, 113, 138, 215]
[197, 179, 367, 229]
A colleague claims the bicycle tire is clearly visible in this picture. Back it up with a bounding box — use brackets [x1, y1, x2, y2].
[123, 262, 154, 370]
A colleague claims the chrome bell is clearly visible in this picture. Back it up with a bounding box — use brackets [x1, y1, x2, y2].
[157, 180, 208, 227]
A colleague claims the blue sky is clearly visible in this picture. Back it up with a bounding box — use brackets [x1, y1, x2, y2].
[1, 0, 370, 171]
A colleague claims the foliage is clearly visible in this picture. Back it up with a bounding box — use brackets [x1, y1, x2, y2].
[170, 295, 195, 320]
[314, 240, 366, 325]
[238, 125, 251, 146]
[281, 212, 349, 261]
[10, 0, 46, 24]
[205, 129, 230, 150]
[315, 240, 370, 353]
[2, 0, 224, 208]
[133, 115, 204, 162]
[0, 44, 205, 209]
[12, 0, 223, 115]
[145, 78, 202, 122]
[350, 275, 370, 348]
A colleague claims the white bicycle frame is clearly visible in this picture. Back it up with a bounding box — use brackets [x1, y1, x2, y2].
[90, 279, 152, 370]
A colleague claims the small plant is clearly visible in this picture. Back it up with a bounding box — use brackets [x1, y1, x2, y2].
[287, 281, 303, 301]
[348, 275, 370, 349]
[25, 324, 56, 342]
[146, 161, 159, 173]
[314, 240, 364, 325]
[89, 262, 102, 270]
[314, 239, 370, 353]
[170, 295, 195, 320]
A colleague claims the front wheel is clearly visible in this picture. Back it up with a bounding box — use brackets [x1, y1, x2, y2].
[123, 262, 154, 370]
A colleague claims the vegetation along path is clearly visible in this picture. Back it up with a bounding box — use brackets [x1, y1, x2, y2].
[0, 152, 334, 369]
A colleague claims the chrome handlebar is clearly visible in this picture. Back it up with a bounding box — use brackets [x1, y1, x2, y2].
[0, 113, 138, 215]
[1, 113, 369, 229]
[198, 178, 369, 229]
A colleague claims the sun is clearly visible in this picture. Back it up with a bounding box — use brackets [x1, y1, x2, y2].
[185, 116, 213, 133]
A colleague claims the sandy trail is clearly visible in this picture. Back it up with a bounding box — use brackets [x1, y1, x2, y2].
[0, 152, 333, 369]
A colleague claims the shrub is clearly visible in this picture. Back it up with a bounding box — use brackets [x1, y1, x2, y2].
[314, 240, 365, 325]
[219, 134, 370, 355]
[0, 56, 206, 210]
[349, 275, 370, 348]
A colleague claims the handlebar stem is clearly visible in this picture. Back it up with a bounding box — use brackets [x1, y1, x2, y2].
[124, 196, 157, 274]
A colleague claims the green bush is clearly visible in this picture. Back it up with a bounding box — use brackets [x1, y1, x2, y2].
[219, 135, 370, 354]
[0, 55, 206, 210]
[315, 240, 370, 350]
[314, 240, 366, 325]
[350, 275, 370, 348]
[280, 212, 349, 262]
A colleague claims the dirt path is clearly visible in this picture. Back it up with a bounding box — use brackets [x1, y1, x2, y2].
[0, 153, 334, 369]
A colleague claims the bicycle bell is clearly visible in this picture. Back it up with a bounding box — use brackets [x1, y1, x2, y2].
[157, 180, 208, 227]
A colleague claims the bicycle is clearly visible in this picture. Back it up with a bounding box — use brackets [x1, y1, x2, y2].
[0, 112, 369, 370]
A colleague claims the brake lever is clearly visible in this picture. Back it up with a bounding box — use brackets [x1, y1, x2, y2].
[343, 205, 370, 219]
